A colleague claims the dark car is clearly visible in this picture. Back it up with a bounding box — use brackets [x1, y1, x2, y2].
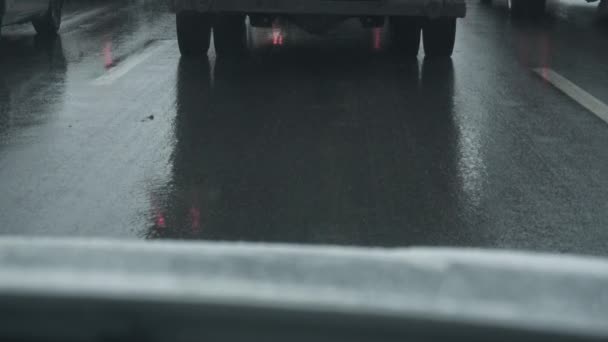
[1, 0, 63, 36]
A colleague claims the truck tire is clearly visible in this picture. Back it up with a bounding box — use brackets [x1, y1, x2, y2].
[32, 0, 63, 36]
[598, 0, 608, 22]
[509, 0, 546, 18]
[422, 18, 456, 58]
[177, 11, 212, 57]
[213, 14, 246, 58]
[389, 17, 422, 57]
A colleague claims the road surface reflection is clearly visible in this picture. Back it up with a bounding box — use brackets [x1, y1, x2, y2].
[147, 51, 480, 246]
[0, 35, 66, 142]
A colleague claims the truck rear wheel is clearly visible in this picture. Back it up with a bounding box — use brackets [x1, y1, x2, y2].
[599, 0, 608, 21]
[509, 0, 546, 18]
[389, 17, 422, 57]
[213, 15, 247, 58]
[33, 0, 63, 36]
[422, 18, 456, 58]
[177, 11, 212, 57]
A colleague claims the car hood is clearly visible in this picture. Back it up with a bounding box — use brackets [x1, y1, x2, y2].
[1, 237, 607, 340]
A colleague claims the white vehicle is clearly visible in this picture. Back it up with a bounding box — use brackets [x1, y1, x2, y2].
[483, 0, 608, 18]
[0, 0, 63, 35]
[170, 0, 466, 58]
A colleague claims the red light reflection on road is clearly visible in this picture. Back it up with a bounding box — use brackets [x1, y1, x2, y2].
[540, 34, 550, 79]
[155, 211, 166, 228]
[190, 206, 201, 232]
[516, 31, 551, 73]
[103, 41, 114, 69]
[372, 28, 382, 51]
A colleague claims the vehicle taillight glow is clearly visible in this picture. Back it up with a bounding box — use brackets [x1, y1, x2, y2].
[272, 26, 284, 46]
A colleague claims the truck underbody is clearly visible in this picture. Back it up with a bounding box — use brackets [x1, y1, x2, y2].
[171, 0, 466, 59]
[171, 0, 466, 18]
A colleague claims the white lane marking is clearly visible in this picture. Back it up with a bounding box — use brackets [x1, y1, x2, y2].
[62, 7, 113, 28]
[533, 67, 608, 125]
[92, 41, 170, 86]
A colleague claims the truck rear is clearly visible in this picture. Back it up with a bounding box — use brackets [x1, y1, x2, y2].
[170, 0, 466, 58]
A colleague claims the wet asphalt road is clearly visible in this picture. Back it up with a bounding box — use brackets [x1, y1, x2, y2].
[1, 0, 608, 256]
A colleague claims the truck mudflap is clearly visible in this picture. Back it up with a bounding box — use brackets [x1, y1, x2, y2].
[171, 0, 466, 18]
